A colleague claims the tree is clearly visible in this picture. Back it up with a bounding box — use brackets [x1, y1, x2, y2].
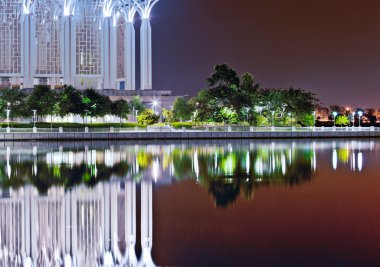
[301, 114, 315, 127]
[0, 88, 28, 119]
[28, 85, 58, 118]
[335, 115, 349, 126]
[82, 89, 111, 119]
[111, 99, 130, 124]
[207, 64, 240, 88]
[220, 107, 238, 124]
[137, 109, 160, 125]
[173, 96, 192, 121]
[58, 85, 83, 117]
[129, 95, 146, 115]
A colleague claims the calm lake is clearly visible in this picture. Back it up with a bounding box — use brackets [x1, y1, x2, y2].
[0, 139, 380, 267]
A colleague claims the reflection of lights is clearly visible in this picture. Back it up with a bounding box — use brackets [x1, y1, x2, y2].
[358, 152, 363, 172]
[281, 154, 286, 175]
[255, 158, 263, 176]
[193, 151, 199, 182]
[351, 152, 356, 171]
[152, 158, 160, 182]
[6, 147, 11, 178]
[332, 149, 337, 170]
[246, 151, 250, 175]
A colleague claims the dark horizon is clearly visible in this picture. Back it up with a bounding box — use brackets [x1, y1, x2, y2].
[151, 0, 380, 108]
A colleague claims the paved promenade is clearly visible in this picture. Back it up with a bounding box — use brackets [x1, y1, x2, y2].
[1, 127, 380, 141]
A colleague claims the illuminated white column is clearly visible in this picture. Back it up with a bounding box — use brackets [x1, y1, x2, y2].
[140, 18, 152, 90]
[102, 17, 117, 90]
[125, 21, 136, 90]
[62, 15, 76, 86]
[139, 179, 156, 266]
[21, 13, 35, 89]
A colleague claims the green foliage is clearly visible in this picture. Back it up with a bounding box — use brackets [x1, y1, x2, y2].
[27, 85, 58, 117]
[173, 96, 192, 121]
[162, 108, 175, 123]
[207, 64, 240, 88]
[137, 109, 160, 126]
[0, 88, 28, 118]
[111, 99, 130, 120]
[129, 95, 146, 114]
[0, 122, 144, 128]
[335, 115, 349, 126]
[301, 114, 315, 127]
[58, 85, 83, 117]
[255, 114, 269, 126]
[220, 107, 238, 124]
[171, 122, 194, 129]
[82, 89, 111, 118]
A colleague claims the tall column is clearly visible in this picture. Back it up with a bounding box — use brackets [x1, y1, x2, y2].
[140, 18, 152, 90]
[21, 13, 35, 89]
[62, 15, 75, 86]
[102, 17, 117, 90]
[125, 22, 136, 90]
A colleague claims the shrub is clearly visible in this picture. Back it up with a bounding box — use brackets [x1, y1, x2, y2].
[137, 109, 160, 126]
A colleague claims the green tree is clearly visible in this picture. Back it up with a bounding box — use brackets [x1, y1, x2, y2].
[301, 114, 315, 127]
[111, 99, 130, 124]
[0, 88, 28, 119]
[207, 64, 240, 88]
[220, 107, 238, 124]
[137, 109, 160, 126]
[28, 85, 58, 118]
[173, 96, 192, 121]
[335, 115, 349, 126]
[82, 89, 111, 119]
[129, 95, 146, 115]
[162, 108, 175, 123]
[58, 85, 83, 117]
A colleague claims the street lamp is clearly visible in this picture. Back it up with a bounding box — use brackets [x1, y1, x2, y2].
[271, 111, 275, 127]
[32, 110, 37, 128]
[358, 110, 363, 128]
[6, 102, 11, 129]
[288, 112, 292, 127]
[351, 111, 356, 127]
[332, 111, 338, 127]
[313, 111, 316, 127]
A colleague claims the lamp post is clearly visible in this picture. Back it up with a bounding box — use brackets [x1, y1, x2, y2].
[313, 111, 316, 127]
[271, 111, 275, 127]
[351, 111, 356, 127]
[288, 112, 292, 127]
[6, 102, 11, 130]
[358, 111, 363, 128]
[332, 111, 338, 127]
[32, 110, 37, 130]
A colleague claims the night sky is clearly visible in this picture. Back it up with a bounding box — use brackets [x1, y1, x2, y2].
[149, 0, 380, 108]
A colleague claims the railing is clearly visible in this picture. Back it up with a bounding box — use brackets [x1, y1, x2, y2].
[0, 126, 379, 133]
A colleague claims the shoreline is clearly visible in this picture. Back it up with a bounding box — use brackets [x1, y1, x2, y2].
[1, 130, 380, 141]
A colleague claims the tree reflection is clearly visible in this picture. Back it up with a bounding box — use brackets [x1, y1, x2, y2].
[0, 141, 369, 207]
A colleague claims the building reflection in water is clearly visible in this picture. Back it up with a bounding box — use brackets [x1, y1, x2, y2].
[0, 140, 377, 266]
[0, 178, 156, 267]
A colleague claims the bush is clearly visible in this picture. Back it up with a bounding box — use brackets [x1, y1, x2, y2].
[255, 115, 269, 126]
[0, 122, 145, 128]
[171, 122, 194, 129]
[137, 109, 160, 126]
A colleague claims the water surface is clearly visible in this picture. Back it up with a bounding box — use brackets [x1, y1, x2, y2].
[0, 140, 379, 267]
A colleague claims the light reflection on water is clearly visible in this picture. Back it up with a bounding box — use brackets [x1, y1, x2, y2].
[0, 140, 378, 267]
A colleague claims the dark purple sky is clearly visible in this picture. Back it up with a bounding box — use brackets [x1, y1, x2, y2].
[150, 0, 380, 108]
